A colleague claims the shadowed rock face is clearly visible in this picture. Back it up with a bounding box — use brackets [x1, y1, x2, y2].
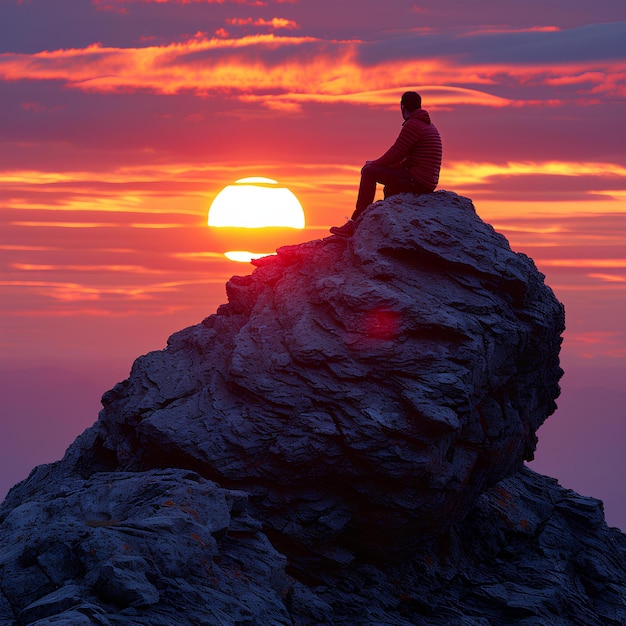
[63, 191, 564, 559]
[0, 469, 292, 625]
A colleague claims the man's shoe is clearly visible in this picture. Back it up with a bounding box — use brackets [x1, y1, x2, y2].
[330, 220, 355, 237]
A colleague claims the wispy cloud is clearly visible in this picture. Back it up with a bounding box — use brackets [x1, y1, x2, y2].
[1, 26, 624, 106]
[588, 273, 626, 283]
[225, 16, 298, 29]
[2, 157, 624, 226]
[0, 275, 230, 315]
[540, 259, 626, 269]
[444, 160, 626, 195]
[93, 0, 275, 9]
[465, 26, 562, 35]
[11, 263, 168, 274]
[564, 331, 626, 359]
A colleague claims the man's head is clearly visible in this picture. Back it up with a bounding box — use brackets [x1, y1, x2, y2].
[401, 91, 422, 119]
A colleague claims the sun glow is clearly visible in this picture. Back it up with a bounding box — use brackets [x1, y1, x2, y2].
[208, 177, 306, 263]
[208, 177, 305, 229]
[224, 251, 272, 263]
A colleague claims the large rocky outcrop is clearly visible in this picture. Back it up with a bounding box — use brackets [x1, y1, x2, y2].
[1, 191, 625, 625]
[69, 191, 563, 559]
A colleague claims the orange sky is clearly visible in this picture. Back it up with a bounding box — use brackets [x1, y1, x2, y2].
[1, 0, 625, 528]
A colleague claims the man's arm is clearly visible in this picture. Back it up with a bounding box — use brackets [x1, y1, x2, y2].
[369, 122, 423, 168]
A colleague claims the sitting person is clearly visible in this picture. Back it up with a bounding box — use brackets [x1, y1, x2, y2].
[331, 91, 442, 237]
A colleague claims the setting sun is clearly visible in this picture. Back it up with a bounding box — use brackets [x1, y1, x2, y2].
[208, 177, 306, 262]
[208, 177, 305, 229]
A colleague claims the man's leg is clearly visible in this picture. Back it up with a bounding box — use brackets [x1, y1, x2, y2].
[353, 163, 412, 219]
[331, 164, 414, 237]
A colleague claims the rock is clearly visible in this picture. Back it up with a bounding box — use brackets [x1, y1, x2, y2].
[0, 191, 623, 625]
[27, 604, 111, 626]
[57, 191, 563, 560]
[90, 557, 160, 608]
[6, 468, 623, 625]
[18, 585, 84, 624]
[285, 467, 626, 626]
[1, 469, 291, 625]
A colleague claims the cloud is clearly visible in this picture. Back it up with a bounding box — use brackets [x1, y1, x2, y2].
[11, 263, 168, 274]
[356, 24, 626, 101]
[540, 259, 626, 269]
[461, 22, 626, 65]
[564, 331, 626, 359]
[2, 157, 624, 228]
[444, 160, 626, 189]
[0, 277, 222, 310]
[588, 273, 626, 283]
[239, 85, 515, 110]
[93, 0, 272, 8]
[225, 16, 298, 30]
[1, 25, 624, 108]
[20, 101, 69, 113]
[358, 23, 626, 65]
[465, 26, 562, 35]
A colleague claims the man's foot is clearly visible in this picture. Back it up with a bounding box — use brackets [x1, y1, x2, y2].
[330, 220, 355, 237]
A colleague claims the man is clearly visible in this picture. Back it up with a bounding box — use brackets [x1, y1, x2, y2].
[330, 91, 442, 237]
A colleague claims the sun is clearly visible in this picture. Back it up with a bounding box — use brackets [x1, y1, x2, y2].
[208, 177, 305, 262]
[208, 177, 305, 228]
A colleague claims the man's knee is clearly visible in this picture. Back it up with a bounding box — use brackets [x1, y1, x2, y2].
[361, 162, 376, 179]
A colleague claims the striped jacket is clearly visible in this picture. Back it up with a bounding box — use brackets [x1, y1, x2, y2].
[371, 108, 442, 192]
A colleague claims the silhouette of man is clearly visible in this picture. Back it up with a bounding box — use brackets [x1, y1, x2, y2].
[331, 91, 442, 237]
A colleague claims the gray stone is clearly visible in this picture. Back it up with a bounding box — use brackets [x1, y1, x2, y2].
[90, 557, 159, 608]
[29, 604, 112, 626]
[0, 469, 292, 624]
[18, 584, 84, 624]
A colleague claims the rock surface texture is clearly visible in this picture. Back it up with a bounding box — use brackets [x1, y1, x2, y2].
[1, 191, 625, 625]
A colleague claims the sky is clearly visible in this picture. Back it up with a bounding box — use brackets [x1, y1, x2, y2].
[1, 0, 625, 529]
